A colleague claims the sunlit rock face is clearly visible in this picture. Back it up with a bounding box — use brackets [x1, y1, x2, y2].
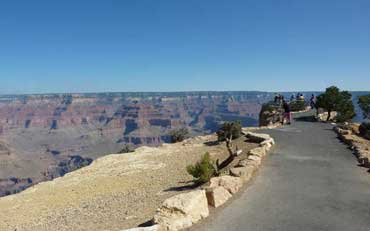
[0, 91, 271, 196]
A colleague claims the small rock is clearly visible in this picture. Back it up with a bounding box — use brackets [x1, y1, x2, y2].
[260, 138, 275, 146]
[154, 190, 209, 231]
[262, 142, 272, 151]
[248, 147, 266, 157]
[205, 186, 232, 208]
[237, 159, 259, 168]
[230, 166, 255, 182]
[248, 155, 261, 161]
[209, 176, 242, 194]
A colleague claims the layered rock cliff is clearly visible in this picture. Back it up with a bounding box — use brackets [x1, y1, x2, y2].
[0, 91, 271, 196]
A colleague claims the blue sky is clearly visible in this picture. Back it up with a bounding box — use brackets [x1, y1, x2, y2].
[1, 0, 370, 94]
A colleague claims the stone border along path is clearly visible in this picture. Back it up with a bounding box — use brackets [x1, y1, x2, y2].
[334, 126, 370, 171]
[122, 132, 276, 231]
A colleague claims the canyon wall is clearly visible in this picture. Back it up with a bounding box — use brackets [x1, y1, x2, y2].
[0, 91, 271, 196]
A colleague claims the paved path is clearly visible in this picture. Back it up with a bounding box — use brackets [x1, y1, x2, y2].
[192, 114, 370, 231]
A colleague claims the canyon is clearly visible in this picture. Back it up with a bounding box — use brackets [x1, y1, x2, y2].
[1, 91, 367, 196]
[0, 91, 271, 196]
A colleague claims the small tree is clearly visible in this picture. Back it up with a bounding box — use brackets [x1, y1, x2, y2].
[187, 152, 216, 184]
[215, 121, 242, 170]
[358, 94, 370, 120]
[169, 127, 189, 143]
[216, 121, 242, 141]
[335, 91, 356, 123]
[316, 86, 355, 122]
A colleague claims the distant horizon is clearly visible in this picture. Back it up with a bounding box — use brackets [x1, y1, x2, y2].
[1, 89, 370, 97]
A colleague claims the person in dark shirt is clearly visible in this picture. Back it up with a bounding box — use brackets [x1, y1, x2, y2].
[283, 100, 292, 125]
[310, 94, 316, 109]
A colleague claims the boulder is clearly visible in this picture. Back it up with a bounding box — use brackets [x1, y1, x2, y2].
[153, 190, 209, 231]
[209, 176, 242, 194]
[205, 186, 232, 208]
[237, 159, 259, 168]
[260, 138, 275, 146]
[248, 147, 266, 157]
[121, 225, 163, 231]
[261, 142, 272, 151]
[230, 166, 255, 182]
[248, 155, 261, 161]
[245, 132, 271, 143]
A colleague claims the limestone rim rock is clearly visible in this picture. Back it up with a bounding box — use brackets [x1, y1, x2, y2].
[205, 186, 232, 208]
[248, 147, 266, 157]
[237, 159, 259, 168]
[209, 176, 242, 195]
[245, 132, 271, 143]
[230, 166, 255, 182]
[153, 190, 209, 231]
[247, 155, 262, 161]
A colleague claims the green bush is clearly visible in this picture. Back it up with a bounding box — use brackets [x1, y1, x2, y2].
[169, 127, 189, 143]
[316, 86, 355, 122]
[260, 102, 278, 113]
[217, 121, 242, 141]
[186, 153, 216, 184]
[118, 145, 134, 154]
[359, 122, 370, 140]
[289, 100, 306, 112]
[358, 94, 370, 120]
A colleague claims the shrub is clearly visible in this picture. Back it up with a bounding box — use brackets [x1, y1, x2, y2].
[359, 122, 370, 140]
[169, 127, 189, 143]
[186, 153, 216, 184]
[217, 121, 242, 141]
[289, 100, 306, 112]
[316, 86, 355, 122]
[118, 145, 134, 154]
[358, 94, 370, 120]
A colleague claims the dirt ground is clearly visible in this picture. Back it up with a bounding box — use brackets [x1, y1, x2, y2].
[0, 133, 257, 231]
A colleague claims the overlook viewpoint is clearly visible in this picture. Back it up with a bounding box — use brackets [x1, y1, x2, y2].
[1, 1, 370, 230]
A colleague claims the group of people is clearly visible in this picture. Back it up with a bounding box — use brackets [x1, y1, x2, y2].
[291, 93, 305, 101]
[274, 93, 317, 125]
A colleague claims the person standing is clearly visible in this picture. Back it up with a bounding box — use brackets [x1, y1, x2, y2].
[310, 94, 316, 108]
[283, 100, 292, 125]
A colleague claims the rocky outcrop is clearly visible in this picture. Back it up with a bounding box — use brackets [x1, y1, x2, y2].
[259, 102, 284, 126]
[153, 190, 209, 231]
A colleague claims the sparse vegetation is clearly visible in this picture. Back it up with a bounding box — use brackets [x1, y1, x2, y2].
[118, 145, 135, 154]
[316, 86, 355, 122]
[215, 121, 243, 170]
[169, 127, 189, 143]
[216, 121, 242, 141]
[358, 94, 370, 120]
[359, 122, 370, 140]
[186, 152, 216, 184]
[289, 100, 306, 112]
[357, 94, 370, 140]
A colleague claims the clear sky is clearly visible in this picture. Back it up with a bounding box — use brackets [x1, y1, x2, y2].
[1, 0, 370, 94]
